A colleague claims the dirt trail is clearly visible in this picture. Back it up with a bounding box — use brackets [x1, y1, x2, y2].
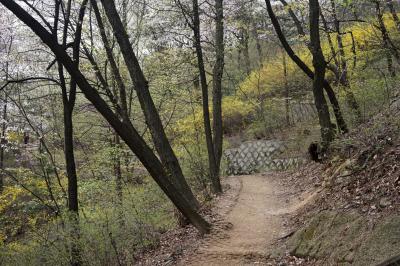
[179, 173, 319, 265]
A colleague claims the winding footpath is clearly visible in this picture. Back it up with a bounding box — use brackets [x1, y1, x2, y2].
[178, 173, 319, 265]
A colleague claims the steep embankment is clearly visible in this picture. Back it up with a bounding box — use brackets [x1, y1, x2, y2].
[283, 100, 400, 265]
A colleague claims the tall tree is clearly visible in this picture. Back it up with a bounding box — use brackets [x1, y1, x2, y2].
[190, 0, 222, 193]
[54, 1, 89, 264]
[0, 0, 210, 234]
[212, 0, 224, 191]
[309, 0, 335, 146]
[275, 0, 352, 131]
[265, 0, 348, 135]
[54, 0, 88, 216]
[97, 0, 200, 209]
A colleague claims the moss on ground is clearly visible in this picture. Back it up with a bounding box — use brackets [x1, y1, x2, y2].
[287, 211, 400, 265]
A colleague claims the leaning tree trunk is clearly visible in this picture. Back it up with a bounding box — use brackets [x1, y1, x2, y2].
[278, 0, 349, 133]
[0, 0, 211, 234]
[309, 0, 335, 147]
[98, 0, 200, 209]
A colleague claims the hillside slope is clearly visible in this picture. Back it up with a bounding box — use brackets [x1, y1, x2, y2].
[282, 98, 400, 265]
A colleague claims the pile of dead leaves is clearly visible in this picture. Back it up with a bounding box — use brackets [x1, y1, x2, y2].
[323, 106, 400, 216]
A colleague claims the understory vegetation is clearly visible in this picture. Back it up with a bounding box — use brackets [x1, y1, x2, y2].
[0, 0, 399, 265]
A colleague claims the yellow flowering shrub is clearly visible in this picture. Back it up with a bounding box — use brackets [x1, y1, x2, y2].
[173, 96, 254, 146]
[6, 131, 23, 143]
[0, 186, 25, 213]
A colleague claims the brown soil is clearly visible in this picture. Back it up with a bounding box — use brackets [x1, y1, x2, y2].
[177, 172, 320, 266]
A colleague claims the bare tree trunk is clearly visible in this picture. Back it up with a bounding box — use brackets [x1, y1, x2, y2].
[98, 0, 200, 209]
[63, 102, 80, 266]
[55, 1, 88, 264]
[90, 0, 129, 122]
[265, 0, 348, 134]
[55, 0, 86, 216]
[63, 105, 79, 212]
[191, 0, 221, 193]
[0, 0, 211, 234]
[212, 0, 224, 193]
[387, 54, 396, 77]
[309, 0, 335, 147]
[281, 0, 358, 128]
[330, 0, 349, 86]
[237, 26, 250, 74]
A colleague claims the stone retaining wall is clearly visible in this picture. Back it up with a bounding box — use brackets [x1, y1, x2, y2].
[224, 140, 306, 175]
